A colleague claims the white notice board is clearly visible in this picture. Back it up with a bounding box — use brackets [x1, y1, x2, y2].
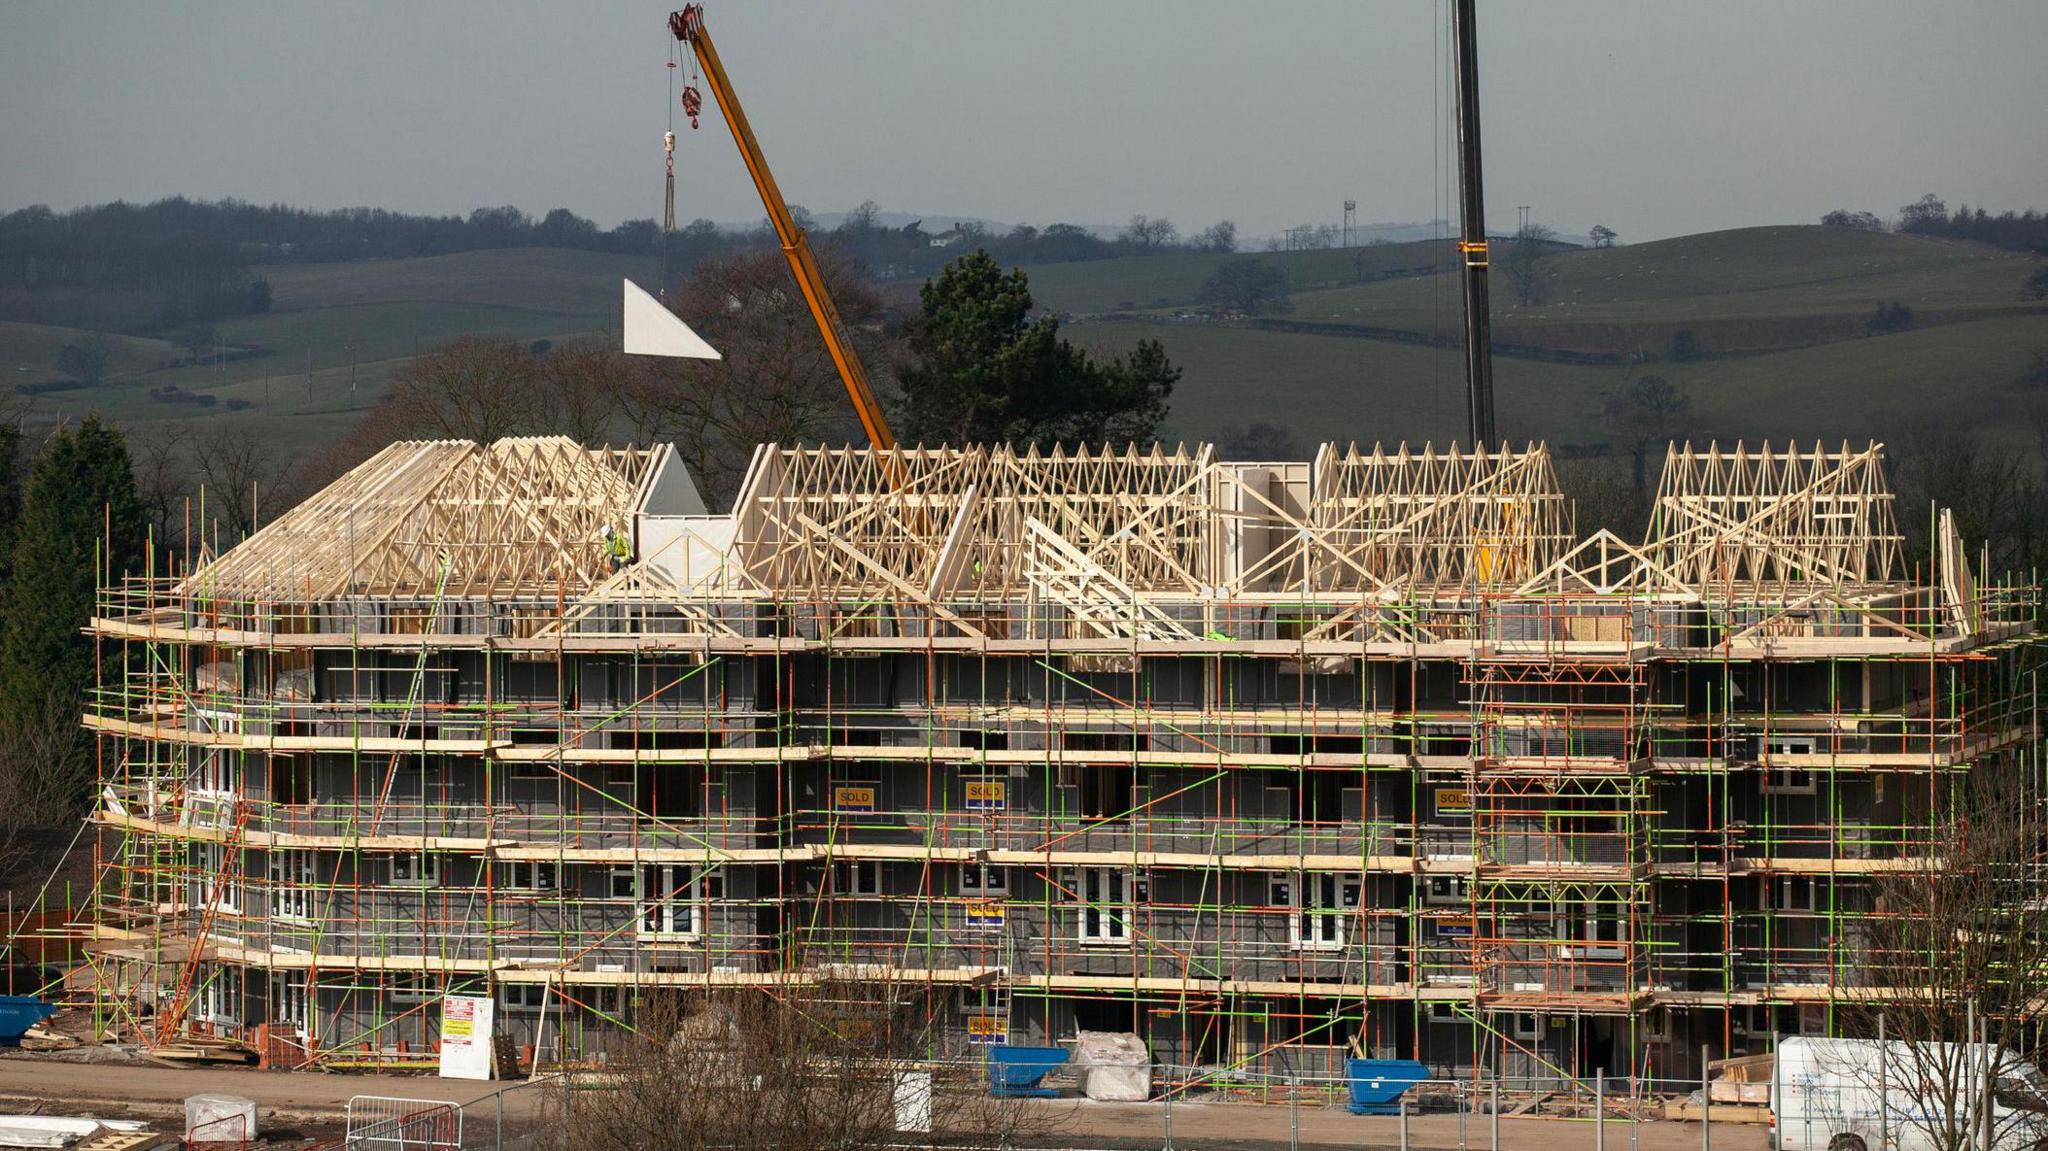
[438, 995, 495, 1080]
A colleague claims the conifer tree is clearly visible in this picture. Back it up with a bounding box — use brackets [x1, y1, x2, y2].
[0, 416, 145, 820]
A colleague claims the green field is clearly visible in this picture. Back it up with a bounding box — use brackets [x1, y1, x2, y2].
[3, 226, 2043, 469]
[1274, 227, 2046, 357]
[1020, 241, 1453, 315]
[2, 247, 639, 457]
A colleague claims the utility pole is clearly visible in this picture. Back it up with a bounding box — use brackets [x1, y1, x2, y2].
[1453, 0, 1496, 448]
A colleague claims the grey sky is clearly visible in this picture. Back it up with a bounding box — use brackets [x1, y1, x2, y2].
[3, 1, 2043, 244]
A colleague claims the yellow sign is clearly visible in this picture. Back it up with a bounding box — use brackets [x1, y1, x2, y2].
[967, 1012, 1007, 1044]
[834, 785, 876, 813]
[964, 778, 1007, 811]
[1435, 787, 1471, 816]
[966, 900, 1006, 929]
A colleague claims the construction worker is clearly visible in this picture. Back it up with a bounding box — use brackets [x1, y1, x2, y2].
[603, 525, 629, 572]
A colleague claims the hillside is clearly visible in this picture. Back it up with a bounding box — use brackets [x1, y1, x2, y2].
[2, 224, 2042, 468]
[1, 247, 642, 456]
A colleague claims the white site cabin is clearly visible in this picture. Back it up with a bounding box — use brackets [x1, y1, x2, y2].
[1772, 1036, 2048, 1151]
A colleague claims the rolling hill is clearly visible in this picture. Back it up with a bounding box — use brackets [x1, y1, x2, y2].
[2, 224, 2041, 467]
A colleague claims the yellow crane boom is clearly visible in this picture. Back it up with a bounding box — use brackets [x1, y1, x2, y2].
[669, 4, 896, 450]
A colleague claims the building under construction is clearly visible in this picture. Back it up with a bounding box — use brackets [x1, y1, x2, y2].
[76, 434, 2038, 1082]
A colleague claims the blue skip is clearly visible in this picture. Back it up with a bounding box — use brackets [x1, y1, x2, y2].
[987, 1045, 1070, 1097]
[0, 997, 55, 1047]
[1346, 1058, 1430, 1115]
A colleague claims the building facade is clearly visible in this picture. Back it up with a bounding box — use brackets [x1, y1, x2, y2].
[80, 436, 2038, 1080]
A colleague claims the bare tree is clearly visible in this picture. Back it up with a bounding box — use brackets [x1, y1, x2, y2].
[1588, 224, 1619, 248]
[1503, 222, 1559, 306]
[531, 339, 632, 447]
[128, 426, 193, 559]
[1830, 766, 2048, 1151]
[1601, 374, 1692, 494]
[1120, 215, 1178, 252]
[1195, 220, 1237, 253]
[54, 336, 112, 386]
[192, 424, 291, 544]
[381, 337, 542, 444]
[1216, 421, 1303, 461]
[619, 246, 881, 504]
[1196, 258, 1292, 317]
[553, 981, 1065, 1151]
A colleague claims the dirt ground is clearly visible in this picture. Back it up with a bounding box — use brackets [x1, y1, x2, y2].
[0, 1051, 1769, 1151]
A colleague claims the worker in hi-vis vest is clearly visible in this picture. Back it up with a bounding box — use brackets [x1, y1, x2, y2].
[603, 524, 629, 572]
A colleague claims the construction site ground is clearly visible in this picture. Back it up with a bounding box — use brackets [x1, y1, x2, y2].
[0, 1051, 1768, 1151]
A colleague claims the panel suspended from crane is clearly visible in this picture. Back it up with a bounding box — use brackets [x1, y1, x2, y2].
[621, 279, 721, 359]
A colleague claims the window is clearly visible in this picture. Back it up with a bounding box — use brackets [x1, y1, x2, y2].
[190, 843, 242, 916]
[269, 757, 315, 805]
[1279, 872, 1355, 951]
[497, 860, 560, 892]
[609, 869, 637, 900]
[586, 986, 629, 1018]
[193, 964, 234, 1025]
[1063, 733, 1145, 820]
[1765, 767, 1817, 795]
[1071, 767, 1134, 820]
[1764, 736, 1819, 794]
[960, 863, 1008, 896]
[1778, 876, 1824, 913]
[268, 850, 318, 922]
[1563, 891, 1624, 959]
[501, 983, 549, 1013]
[639, 866, 721, 939]
[1509, 1012, 1541, 1041]
[1075, 867, 1132, 945]
[271, 974, 311, 1038]
[1425, 875, 1470, 906]
[959, 731, 1009, 752]
[1269, 770, 1349, 826]
[838, 860, 881, 896]
[388, 972, 433, 1003]
[389, 853, 441, 887]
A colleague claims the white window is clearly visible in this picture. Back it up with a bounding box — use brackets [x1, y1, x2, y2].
[184, 721, 240, 829]
[1764, 736, 1819, 794]
[609, 868, 637, 900]
[268, 850, 318, 922]
[498, 860, 560, 892]
[639, 866, 721, 939]
[1075, 867, 1131, 945]
[1563, 892, 1624, 960]
[190, 843, 242, 917]
[271, 974, 311, 1038]
[192, 964, 234, 1025]
[1281, 872, 1356, 951]
[838, 860, 881, 896]
[1425, 874, 1470, 906]
[1509, 1012, 1541, 1041]
[960, 863, 1008, 896]
[389, 853, 441, 887]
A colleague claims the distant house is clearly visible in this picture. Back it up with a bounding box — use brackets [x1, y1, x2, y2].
[927, 228, 968, 249]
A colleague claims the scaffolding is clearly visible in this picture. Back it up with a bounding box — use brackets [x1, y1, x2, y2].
[64, 436, 2040, 1082]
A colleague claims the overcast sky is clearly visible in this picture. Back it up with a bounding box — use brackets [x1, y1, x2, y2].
[4, 1, 2043, 244]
